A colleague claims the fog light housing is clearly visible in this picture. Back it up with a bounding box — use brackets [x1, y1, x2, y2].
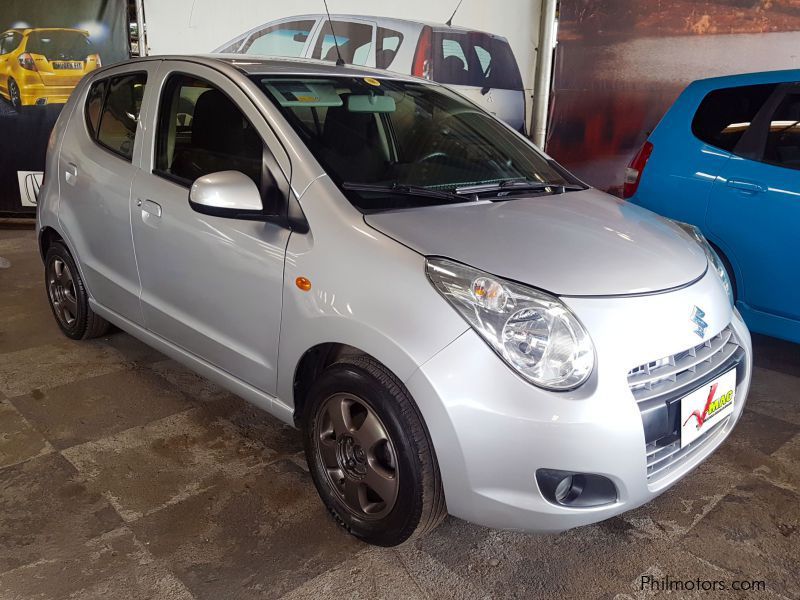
[36, 98, 48, 106]
[536, 469, 617, 508]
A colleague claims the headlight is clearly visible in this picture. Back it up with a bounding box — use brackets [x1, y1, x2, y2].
[672, 221, 734, 306]
[426, 258, 595, 391]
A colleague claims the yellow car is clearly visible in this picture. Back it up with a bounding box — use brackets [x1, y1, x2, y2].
[0, 28, 101, 108]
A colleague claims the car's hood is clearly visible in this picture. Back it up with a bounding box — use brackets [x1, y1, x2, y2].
[364, 188, 708, 297]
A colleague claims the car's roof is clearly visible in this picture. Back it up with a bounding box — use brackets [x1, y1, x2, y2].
[275, 13, 503, 36]
[123, 54, 425, 81]
[687, 69, 800, 93]
[3, 28, 89, 35]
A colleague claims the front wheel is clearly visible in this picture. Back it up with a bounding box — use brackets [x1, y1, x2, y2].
[303, 355, 446, 546]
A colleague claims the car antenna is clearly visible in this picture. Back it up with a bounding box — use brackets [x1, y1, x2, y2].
[322, 0, 345, 66]
[446, 0, 464, 26]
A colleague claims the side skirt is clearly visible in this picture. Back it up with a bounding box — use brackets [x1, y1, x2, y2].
[89, 299, 297, 426]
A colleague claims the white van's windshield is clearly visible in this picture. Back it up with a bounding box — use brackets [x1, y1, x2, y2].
[255, 76, 581, 211]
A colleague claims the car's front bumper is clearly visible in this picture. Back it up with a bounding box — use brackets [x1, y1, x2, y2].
[405, 269, 752, 532]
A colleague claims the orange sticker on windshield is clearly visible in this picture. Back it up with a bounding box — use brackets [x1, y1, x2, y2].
[363, 77, 381, 86]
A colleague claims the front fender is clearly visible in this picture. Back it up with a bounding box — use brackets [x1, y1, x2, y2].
[276, 180, 468, 408]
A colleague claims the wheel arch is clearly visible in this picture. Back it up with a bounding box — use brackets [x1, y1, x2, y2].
[291, 342, 404, 427]
[38, 226, 65, 261]
[707, 238, 741, 302]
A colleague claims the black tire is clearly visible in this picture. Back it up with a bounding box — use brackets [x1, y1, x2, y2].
[8, 79, 21, 110]
[303, 355, 446, 546]
[45, 242, 110, 340]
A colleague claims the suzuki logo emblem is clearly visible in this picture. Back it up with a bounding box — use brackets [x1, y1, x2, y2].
[691, 306, 708, 339]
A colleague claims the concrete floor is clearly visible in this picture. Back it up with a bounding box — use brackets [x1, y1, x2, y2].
[1, 225, 799, 600]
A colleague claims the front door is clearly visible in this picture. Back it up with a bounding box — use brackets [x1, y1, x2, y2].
[130, 65, 290, 393]
[706, 83, 800, 322]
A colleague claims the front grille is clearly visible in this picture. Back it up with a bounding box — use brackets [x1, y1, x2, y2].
[628, 326, 740, 404]
[645, 417, 729, 481]
[627, 325, 743, 485]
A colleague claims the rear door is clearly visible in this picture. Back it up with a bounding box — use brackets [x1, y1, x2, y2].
[0, 32, 20, 97]
[431, 31, 525, 131]
[706, 82, 800, 321]
[58, 62, 154, 324]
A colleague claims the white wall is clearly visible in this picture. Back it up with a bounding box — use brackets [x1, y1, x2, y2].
[142, 0, 540, 95]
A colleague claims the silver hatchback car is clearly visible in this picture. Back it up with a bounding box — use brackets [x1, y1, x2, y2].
[37, 56, 752, 546]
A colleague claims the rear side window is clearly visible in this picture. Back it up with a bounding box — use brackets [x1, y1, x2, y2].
[0, 32, 22, 54]
[691, 84, 777, 152]
[432, 32, 523, 91]
[95, 73, 147, 161]
[312, 21, 373, 65]
[85, 79, 107, 137]
[154, 74, 263, 187]
[762, 92, 800, 170]
[240, 19, 315, 57]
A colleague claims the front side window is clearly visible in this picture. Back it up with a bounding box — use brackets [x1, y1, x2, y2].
[255, 76, 576, 211]
[691, 83, 777, 152]
[95, 73, 147, 160]
[240, 20, 315, 57]
[432, 33, 523, 91]
[762, 92, 800, 170]
[154, 74, 263, 186]
[312, 21, 373, 65]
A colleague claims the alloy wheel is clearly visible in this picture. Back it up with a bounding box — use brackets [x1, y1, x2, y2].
[9, 80, 20, 109]
[47, 257, 78, 328]
[315, 393, 399, 520]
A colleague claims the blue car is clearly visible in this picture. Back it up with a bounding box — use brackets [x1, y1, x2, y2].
[626, 70, 800, 344]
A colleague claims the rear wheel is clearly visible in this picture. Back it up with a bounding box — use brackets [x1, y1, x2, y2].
[45, 242, 110, 340]
[303, 355, 446, 546]
[8, 79, 21, 110]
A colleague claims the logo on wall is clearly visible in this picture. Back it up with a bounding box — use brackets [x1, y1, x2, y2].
[17, 171, 43, 206]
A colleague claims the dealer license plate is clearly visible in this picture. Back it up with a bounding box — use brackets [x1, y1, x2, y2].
[680, 368, 736, 447]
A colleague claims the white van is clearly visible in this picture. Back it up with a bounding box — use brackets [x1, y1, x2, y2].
[215, 14, 526, 131]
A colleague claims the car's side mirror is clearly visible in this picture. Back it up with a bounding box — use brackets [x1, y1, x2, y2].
[188, 171, 267, 220]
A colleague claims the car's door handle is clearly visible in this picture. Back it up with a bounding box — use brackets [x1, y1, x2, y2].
[727, 178, 766, 194]
[140, 199, 162, 218]
[64, 163, 78, 186]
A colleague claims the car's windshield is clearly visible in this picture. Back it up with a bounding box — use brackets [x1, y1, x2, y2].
[253, 75, 581, 211]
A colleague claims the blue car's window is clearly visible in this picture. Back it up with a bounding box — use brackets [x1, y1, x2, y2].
[692, 83, 777, 152]
[763, 93, 800, 170]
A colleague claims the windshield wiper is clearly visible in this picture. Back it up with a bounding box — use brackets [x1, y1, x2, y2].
[342, 182, 466, 203]
[454, 180, 584, 197]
